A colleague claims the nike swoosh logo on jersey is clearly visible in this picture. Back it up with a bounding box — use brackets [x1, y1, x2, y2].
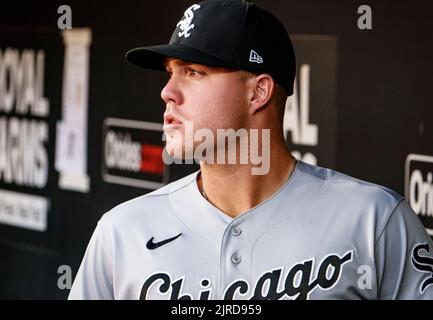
[146, 233, 182, 250]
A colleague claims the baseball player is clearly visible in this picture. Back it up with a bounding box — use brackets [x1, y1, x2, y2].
[69, 0, 433, 300]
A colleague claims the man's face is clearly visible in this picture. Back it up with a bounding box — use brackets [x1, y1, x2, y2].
[161, 57, 252, 160]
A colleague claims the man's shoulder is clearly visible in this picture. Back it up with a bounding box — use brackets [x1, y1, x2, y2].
[99, 171, 198, 226]
[298, 160, 404, 206]
[298, 161, 406, 239]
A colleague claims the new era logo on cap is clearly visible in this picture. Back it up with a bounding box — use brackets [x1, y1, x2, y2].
[176, 4, 201, 38]
[249, 50, 263, 64]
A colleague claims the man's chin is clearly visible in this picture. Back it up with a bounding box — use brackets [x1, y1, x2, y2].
[165, 135, 213, 161]
[164, 143, 178, 158]
[164, 143, 192, 160]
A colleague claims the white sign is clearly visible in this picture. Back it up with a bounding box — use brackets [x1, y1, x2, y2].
[405, 153, 433, 236]
[55, 28, 92, 192]
[0, 189, 49, 231]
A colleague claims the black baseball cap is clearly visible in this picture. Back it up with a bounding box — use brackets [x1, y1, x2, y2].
[126, 0, 296, 95]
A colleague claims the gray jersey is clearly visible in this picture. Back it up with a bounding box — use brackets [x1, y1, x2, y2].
[69, 160, 433, 300]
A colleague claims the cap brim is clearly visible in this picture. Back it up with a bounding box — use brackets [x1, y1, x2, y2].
[125, 44, 237, 71]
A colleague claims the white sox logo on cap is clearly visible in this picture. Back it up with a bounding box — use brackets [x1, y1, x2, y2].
[176, 4, 201, 38]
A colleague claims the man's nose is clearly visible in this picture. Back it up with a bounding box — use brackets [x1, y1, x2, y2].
[161, 77, 183, 105]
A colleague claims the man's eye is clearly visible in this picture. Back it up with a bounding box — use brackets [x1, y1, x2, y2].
[165, 70, 173, 78]
[187, 68, 204, 77]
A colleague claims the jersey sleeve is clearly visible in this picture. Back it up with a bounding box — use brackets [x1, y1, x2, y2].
[375, 199, 433, 299]
[68, 216, 114, 300]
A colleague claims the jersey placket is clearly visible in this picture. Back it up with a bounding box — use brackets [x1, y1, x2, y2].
[219, 219, 252, 299]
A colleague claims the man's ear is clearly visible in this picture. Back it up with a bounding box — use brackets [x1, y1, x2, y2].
[248, 74, 275, 115]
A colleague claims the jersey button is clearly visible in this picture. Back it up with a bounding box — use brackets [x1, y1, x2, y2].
[231, 253, 241, 265]
[231, 227, 241, 236]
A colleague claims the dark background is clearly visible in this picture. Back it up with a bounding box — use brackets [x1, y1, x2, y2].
[0, 0, 432, 298]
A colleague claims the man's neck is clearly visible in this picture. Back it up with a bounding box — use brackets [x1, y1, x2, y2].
[197, 145, 296, 219]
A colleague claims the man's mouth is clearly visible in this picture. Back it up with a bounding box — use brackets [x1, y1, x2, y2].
[163, 114, 184, 132]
